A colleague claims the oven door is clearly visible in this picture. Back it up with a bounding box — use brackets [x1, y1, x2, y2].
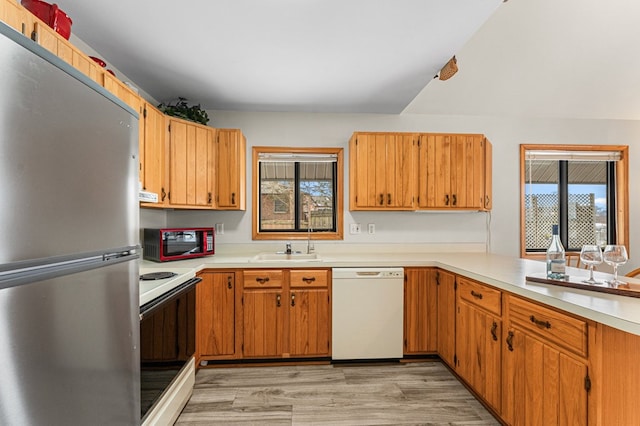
[139, 276, 200, 419]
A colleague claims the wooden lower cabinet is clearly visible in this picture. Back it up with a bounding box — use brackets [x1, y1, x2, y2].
[404, 268, 438, 354]
[436, 269, 456, 367]
[455, 277, 502, 414]
[502, 295, 589, 426]
[240, 268, 331, 359]
[196, 271, 237, 360]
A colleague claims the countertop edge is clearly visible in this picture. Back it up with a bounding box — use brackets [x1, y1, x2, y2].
[140, 253, 640, 336]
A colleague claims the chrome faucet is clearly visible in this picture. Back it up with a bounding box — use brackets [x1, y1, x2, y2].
[285, 243, 292, 255]
[307, 227, 315, 254]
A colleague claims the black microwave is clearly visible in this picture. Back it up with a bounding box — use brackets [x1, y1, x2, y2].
[143, 228, 214, 262]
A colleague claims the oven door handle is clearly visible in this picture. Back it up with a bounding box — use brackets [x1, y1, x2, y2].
[139, 276, 202, 320]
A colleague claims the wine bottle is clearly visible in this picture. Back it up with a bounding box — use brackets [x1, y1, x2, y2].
[546, 224, 566, 279]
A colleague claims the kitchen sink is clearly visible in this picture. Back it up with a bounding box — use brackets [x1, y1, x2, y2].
[249, 252, 322, 262]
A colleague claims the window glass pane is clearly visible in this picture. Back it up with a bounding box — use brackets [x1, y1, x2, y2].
[299, 163, 335, 231]
[259, 160, 336, 232]
[567, 161, 607, 249]
[524, 160, 559, 250]
[260, 162, 294, 230]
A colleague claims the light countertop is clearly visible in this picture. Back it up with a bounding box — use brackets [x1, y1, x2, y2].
[139, 251, 640, 336]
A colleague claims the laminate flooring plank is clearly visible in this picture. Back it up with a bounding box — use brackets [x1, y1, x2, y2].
[175, 362, 500, 426]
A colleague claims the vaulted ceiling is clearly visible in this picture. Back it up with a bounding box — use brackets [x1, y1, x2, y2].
[57, 0, 640, 120]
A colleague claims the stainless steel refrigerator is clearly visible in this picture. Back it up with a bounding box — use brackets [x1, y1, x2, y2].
[0, 23, 140, 425]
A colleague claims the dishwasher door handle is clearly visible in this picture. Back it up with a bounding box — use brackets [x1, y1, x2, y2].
[355, 272, 381, 277]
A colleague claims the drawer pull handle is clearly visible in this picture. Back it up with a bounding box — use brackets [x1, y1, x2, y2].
[379, 194, 384, 205]
[256, 277, 270, 284]
[276, 294, 281, 307]
[445, 194, 450, 206]
[291, 293, 296, 307]
[387, 193, 391, 205]
[452, 194, 457, 206]
[490, 321, 498, 341]
[530, 315, 551, 329]
[470, 290, 483, 300]
[506, 331, 514, 352]
[231, 192, 236, 205]
[302, 277, 316, 283]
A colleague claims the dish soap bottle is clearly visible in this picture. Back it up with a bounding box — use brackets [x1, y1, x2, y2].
[546, 224, 566, 279]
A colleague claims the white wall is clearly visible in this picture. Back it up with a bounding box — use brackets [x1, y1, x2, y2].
[149, 110, 640, 271]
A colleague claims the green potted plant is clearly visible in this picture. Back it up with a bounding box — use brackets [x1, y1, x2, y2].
[158, 97, 210, 125]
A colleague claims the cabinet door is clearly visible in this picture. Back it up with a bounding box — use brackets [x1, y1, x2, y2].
[350, 133, 414, 209]
[436, 269, 456, 367]
[289, 288, 330, 356]
[451, 134, 486, 209]
[197, 272, 236, 358]
[456, 299, 501, 413]
[404, 268, 438, 354]
[503, 328, 588, 426]
[242, 290, 284, 358]
[140, 103, 168, 205]
[33, 21, 57, 54]
[169, 119, 213, 208]
[1, 0, 28, 35]
[216, 128, 246, 210]
[427, 134, 453, 208]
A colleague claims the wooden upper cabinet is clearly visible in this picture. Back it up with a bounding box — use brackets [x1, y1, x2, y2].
[102, 71, 141, 111]
[349, 132, 416, 210]
[140, 103, 168, 206]
[167, 117, 214, 209]
[418, 133, 491, 210]
[32, 21, 57, 54]
[216, 128, 246, 210]
[0, 0, 30, 35]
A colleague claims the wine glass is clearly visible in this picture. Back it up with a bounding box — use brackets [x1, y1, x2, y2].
[603, 245, 628, 287]
[580, 245, 603, 284]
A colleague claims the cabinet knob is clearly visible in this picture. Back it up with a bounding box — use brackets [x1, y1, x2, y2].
[208, 192, 212, 203]
[452, 194, 457, 206]
[490, 321, 498, 341]
[485, 195, 491, 207]
[302, 277, 316, 283]
[379, 194, 384, 205]
[387, 193, 391, 205]
[231, 192, 236, 204]
[470, 290, 483, 300]
[276, 294, 281, 307]
[161, 188, 167, 201]
[227, 276, 233, 289]
[291, 293, 296, 307]
[445, 194, 450, 206]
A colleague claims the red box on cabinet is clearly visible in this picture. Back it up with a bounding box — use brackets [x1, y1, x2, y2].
[21, 0, 72, 40]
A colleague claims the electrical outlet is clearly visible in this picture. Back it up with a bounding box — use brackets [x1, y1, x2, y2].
[349, 223, 361, 234]
[215, 223, 224, 235]
[368, 223, 375, 234]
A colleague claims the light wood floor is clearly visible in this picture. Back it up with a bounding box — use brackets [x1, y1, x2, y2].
[175, 361, 500, 425]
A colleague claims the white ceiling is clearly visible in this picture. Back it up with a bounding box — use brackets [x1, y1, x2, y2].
[57, 0, 502, 113]
[54, 0, 640, 120]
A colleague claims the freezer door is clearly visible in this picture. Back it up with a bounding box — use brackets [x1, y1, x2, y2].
[0, 25, 139, 263]
[0, 259, 139, 425]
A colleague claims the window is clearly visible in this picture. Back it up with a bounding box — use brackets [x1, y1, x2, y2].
[252, 147, 344, 240]
[520, 145, 629, 257]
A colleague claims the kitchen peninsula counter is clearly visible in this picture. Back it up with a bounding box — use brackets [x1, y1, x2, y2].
[140, 251, 640, 336]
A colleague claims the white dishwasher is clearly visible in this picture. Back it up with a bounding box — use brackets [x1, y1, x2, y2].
[332, 267, 404, 360]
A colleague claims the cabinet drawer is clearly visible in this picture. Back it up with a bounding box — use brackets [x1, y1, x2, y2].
[458, 277, 501, 316]
[243, 270, 283, 289]
[508, 296, 588, 357]
[290, 269, 329, 288]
